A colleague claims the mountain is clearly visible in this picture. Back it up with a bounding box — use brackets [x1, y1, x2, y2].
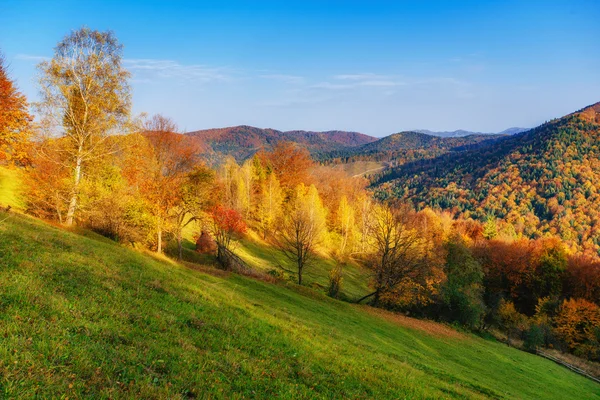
[185, 125, 376, 162]
[375, 102, 600, 254]
[415, 127, 528, 137]
[317, 130, 505, 167]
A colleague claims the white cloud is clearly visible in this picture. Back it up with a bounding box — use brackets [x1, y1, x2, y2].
[259, 74, 305, 84]
[123, 58, 233, 82]
[311, 73, 406, 90]
[15, 54, 49, 62]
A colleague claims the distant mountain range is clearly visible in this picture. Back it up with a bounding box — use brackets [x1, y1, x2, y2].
[183, 124, 528, 163]
[414, 127, 529, 138]
[184, 125, 376, 162]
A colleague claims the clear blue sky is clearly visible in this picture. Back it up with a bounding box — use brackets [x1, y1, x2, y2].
[1, 0, 599, 136]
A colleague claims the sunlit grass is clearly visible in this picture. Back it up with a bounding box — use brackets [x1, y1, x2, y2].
[1, 213, 598, 398]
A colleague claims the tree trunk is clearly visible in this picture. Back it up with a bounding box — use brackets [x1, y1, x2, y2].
[177, 230, 183, 260]
[65, 155, 83, 226]
[356, 291, 377, 304]
[297, 258, 303, 285]
[373, 289, 381, 306]
[157, 222, 162, 254]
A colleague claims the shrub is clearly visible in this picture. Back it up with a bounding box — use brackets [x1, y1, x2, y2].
[328, 264, 344, 298]
[524, 325, 544, 352]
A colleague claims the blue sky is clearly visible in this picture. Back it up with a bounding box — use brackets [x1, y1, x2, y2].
[1, 0, 599, 136]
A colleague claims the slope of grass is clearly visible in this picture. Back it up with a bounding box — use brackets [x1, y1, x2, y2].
[234, 231, 371, 300]
[1, 212, 599, 399]
[0, 166, 24, 210]
[177, 219, 371, 300]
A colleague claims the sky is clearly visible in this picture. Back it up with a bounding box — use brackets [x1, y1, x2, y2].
[1, 0, 599, 137]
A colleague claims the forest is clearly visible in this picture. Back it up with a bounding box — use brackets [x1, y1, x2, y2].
[2, 27, 600, 375]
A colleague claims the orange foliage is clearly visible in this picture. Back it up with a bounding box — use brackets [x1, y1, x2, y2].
[554, 298, 600, 356]
[0, 53, 32, 164]
[259, 141, 313, 189]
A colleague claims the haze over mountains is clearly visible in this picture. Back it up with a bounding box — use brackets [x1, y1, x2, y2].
[414, 127, 529, 138]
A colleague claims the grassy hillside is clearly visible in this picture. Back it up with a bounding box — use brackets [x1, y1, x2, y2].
[1, 212, 599, 398]
[0, 166, 25, 210]
[235, 231, 371, 300]
[174, 222, 371, 300]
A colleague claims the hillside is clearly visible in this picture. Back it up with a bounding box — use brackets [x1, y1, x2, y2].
[1, 212, 599, 398]
[318, 131, 504, 167]
[185, 125, 376, 162]
[376, 102, 600, 253]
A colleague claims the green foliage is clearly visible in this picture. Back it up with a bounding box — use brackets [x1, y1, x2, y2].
[482, 217, 498, 240]
[441, 239, 485, 328]
[524, 325, 545, 352]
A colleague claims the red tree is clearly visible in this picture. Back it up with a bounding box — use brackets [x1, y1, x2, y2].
[209, 205, 247, 263]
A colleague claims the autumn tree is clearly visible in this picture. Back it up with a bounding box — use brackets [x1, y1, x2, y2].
[36, 27, 131, 225]
[554, 298, 600, 359]
[0, 52, 32, 164]
[172, 164, 217, 259]
[25, 138, 71, 221]
[565, 255, 600, 303]
[277, 184, 327, 285]
[357, 203, 431, 306]
[256, 172, 283, 239]
[140, 115, 197, 254]
[355, 192, 373, 253]
[262, 141, 313, 190]
[209, 205, 247, 265]
[498, 299, 529, 346]
[337, 195, 355, 255]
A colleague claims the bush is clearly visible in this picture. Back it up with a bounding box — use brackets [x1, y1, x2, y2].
[327, 264, 343, 299]
[267, 268, 284, 280]
[524, 325, 544, 352]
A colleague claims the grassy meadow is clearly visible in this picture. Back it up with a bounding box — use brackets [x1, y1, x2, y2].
[1, 212, 599, 399]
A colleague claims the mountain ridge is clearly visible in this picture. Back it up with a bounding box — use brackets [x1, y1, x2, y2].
[375, 101, 600, 254]
[184, 125, 378, 162]
[415, 127, 529, 138]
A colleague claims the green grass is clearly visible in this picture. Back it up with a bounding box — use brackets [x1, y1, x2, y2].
[0, 166, 25, 210]
[1, 213, 599, 399]
[235, 232, 371, 300]
[176, 218, 371, 300]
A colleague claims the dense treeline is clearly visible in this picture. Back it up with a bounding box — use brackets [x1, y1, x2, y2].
[1, 28, 599, 364]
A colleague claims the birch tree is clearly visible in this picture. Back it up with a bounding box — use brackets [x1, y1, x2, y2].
[36, 27, 131, 225]
[278, 184, 327, 285]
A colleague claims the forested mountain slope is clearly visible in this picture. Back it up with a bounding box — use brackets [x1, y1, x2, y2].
[185, 125, 376, 162]
[376, 102, 600, 254]
[318, 130, 504, 166]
